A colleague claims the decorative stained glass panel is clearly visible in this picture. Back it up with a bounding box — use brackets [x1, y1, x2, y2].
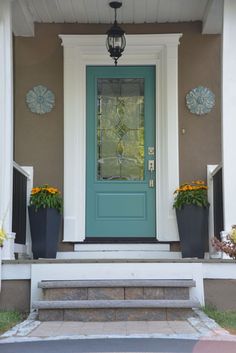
[97, 78, 144, 181]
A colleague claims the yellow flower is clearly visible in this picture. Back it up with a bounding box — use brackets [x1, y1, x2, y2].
[193, 180, 205, 185]
[230, 227, 236, 244]
[47, 187, 57, 194]
[0, 225, 7, 247]
[183, 185, 193, 191]
[175, 181, 208, 194]
[31, 187, 41, 195]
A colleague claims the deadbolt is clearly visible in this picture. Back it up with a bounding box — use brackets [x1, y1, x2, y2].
[148, 147, 155, 156]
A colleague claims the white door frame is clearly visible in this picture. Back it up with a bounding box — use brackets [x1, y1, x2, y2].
[60, 34, 182, 242]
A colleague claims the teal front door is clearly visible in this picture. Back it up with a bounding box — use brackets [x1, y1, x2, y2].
[86, 66, 156, 238]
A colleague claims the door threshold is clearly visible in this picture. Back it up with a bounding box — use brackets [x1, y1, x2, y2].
[80, 237, 159, 244]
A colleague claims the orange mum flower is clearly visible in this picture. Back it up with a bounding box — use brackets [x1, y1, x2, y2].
[31, 187, 41, 195]
[47, 187, 57, 194]
[193, 180, 205, 185]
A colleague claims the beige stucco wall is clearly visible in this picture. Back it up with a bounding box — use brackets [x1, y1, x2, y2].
[0, 280, 30, 313]
[204, 279, 236, 311]
[14, 21, 221, 190]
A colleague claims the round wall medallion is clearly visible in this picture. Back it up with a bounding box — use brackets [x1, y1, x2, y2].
[186, 86, 215, 115]
[26, 85, 55, 114]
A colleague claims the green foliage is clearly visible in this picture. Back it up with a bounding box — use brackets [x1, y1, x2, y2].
[0, 311, 22, 334]
[204, 306, 236, 333]
[29, 185, 63, 214]
[173, 180, 209, 210]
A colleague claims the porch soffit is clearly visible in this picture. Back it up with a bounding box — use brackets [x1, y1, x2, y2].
[11, 0, 223, 37]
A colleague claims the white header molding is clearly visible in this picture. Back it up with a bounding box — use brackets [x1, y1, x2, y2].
[60, 34, 181, 242]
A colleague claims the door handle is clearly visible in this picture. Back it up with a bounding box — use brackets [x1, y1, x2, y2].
[148, 160, 155, 188]
[148, 160, 155, 172]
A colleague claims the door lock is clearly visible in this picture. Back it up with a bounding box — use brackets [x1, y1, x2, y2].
[148, 147, 155, 156]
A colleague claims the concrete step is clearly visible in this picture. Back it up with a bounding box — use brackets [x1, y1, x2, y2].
[39, 279, 195, 301]
[33, 299, 200, 321]
[38, 279, 196, 288]
[33, 299, 200, 309]
[35, 279, 198, 321]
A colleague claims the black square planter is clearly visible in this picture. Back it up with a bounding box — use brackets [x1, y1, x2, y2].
[176, 204, 209, 258]
[28, 206, 61, 259]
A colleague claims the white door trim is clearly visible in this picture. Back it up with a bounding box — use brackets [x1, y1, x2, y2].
[59, 34, 182, 242]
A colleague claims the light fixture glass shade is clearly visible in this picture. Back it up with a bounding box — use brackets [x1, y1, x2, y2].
[106, 24, 126, 65]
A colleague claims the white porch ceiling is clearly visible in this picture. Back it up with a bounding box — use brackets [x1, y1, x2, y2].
[12, 0, 223, 37]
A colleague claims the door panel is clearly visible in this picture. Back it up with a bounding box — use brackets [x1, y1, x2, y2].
[96, 193, 146, 219]
[86, 66, 155, 238]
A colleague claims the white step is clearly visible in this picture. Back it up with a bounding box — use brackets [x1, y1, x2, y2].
[57, 243, 179, 260]
[74, 243, 170, 251]
[56, 251, 182, 260]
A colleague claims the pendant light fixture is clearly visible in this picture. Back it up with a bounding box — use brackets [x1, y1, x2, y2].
[106, 1, 126, 66]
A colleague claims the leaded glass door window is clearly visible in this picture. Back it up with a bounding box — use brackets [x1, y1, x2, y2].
[97, 78, 144, 181]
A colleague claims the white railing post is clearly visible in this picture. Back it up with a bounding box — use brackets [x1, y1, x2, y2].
[12, 163, 33, 258]
[207, 164, 222, 258]
[22, 166, 33, 258]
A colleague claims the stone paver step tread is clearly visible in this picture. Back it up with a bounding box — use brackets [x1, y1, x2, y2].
[38, 279, 196, 289]
[33, 299, 200, 309]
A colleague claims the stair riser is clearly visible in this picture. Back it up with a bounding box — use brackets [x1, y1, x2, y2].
[43, 287, 189, 301]
[38, 307, 195, 321]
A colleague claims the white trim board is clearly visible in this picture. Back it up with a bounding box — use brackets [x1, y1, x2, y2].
[59, 34, 182, 242]
[0, 0, 14, 261]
